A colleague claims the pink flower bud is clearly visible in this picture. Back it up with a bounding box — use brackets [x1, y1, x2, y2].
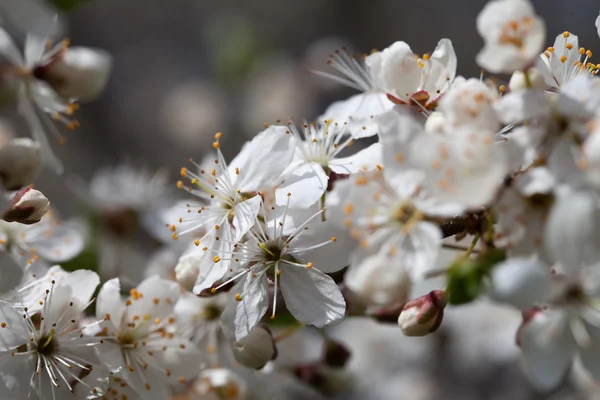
[3, 187, 49, 224]
[0, 139, 42, 190]
[232, 325, 277, 369]
[397, 290, 447, 337]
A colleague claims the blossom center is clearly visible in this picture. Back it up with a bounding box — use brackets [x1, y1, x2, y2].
[37, 329, 58, 356]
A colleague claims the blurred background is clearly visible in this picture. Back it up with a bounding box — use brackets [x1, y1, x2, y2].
[13, 0, 600, 398]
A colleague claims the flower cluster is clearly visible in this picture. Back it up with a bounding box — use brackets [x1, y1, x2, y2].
[2, 0, 600, 398]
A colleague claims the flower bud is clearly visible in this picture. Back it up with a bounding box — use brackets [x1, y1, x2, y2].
[424, 111, 447, 133]
[397, 290, 447, 337]
[40, 47, 112, 101]
[232, 325, 277, 369]
[194, 368, 247, 400]
[175, 253, 202, 291]
[508, 68, 545, 92]
[3, 187, 50, 224]
[0, 138, 42, 190]
[345, 254, 412, 308]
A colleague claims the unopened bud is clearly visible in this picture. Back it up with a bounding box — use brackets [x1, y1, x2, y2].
[175, 253, 203, 292]
[40, 47, 112, 101]
[232, 325, 277, 369]
[424, 111, 447, 133]
[194, 368, 247, 400]
[324, 339, 351, 368]
[0, 138, 42, 190]
[508, 68, 545, 92]
[344, 254, 412, 308]
[397, 290, 447, 337]
[3, 188, 50, 224]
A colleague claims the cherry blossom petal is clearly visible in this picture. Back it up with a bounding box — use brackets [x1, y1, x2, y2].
[329, 142, 382, 174]
[275, 162, 327, 209]
[280, 265, 345, 327]
[221, 273, 269, 341]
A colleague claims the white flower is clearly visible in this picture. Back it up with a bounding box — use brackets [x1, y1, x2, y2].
[3, 187, 49, 225]
[83, 165, 170, 214]
[316, 39, 456, 135]
[0, 0, 63, 37]
[537, 32, 596, 90]
[492, 170, 553, 260]
[275, 120, 382, 209]
[335, 118, 460, 280]
[438, 78, 501, 131]
[193, 368, 247, 400]
[476, 0, 545, 73]
[0, 211, 85, 267]
[0, 27, 108, 172]
[596, 12, 600, 39]
[215, 202, 347, 341]
[0, 269, 107, 399]
[175, 128, 295, 292]
[95, 276, 201, 399]
[0, 138, 42, 191]
[173, 292, 228, 368]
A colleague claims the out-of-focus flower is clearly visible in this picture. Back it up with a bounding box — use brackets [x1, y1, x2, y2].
[0, 138, 42, 190]
[95, 276, 202, 398]
[397, 290, 447, 336]
[160, 80, 228, 148]
[0, 211, 85, 267]
[537, 32, 596, 91]
[476, 0, 545, 73]
[3, 187, 49, 224]
[241, 56, 313, 137]
[232, 325, 277, 369]
[193, 368, 247, 400]
[0, 26, 111, 172]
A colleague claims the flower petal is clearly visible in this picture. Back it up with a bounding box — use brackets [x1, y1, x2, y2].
[279, 265, 345, 327]
[329, 142, 382, 174]
[489, 258, 552, 310]
[221, 272, 269, 341]
[275, 162, 328, 209]
[232, 195, 261, 241]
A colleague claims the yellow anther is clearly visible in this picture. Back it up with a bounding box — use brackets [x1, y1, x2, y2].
[587, 50, 593, 58]
[331, 237, 337, 242]
[235, 293, 243, 301]
[211, 288, 217, 294]
[215, 132, 222, 140]
[560, 55, 567, 63]
[344, 204, 353, 215]
[306, 262, 313, 269]
[213, 142, 220, 149]
[169, 225, 176, 232]
[563, 31, 570, 38]
[194, 240, 200, 246]
[422, 53, 430, 60]
[547, 47, 554, 53]
[180, 168, 188, 177]
[176, 180, 184, 189]
[287, 192, 291, 197]
[213, 256, 221, 263]
[499, 85, 506, 93]
[566, 43, 573, 50]
[235, 167, 240, 175]
[214, 224, 220, 230]
[580, 47, 586, 55]
[376, 164, 383, 170]
[172, 233, 179, 240]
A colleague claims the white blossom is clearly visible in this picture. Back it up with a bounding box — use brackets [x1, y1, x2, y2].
[476, 0, 545, 73]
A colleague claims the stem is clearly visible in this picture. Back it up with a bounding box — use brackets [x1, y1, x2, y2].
[462, 233, 480, 259]
[274, 323, 304, 342]
[523, 69, 532, 88]
[442, 243, 481, 254]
